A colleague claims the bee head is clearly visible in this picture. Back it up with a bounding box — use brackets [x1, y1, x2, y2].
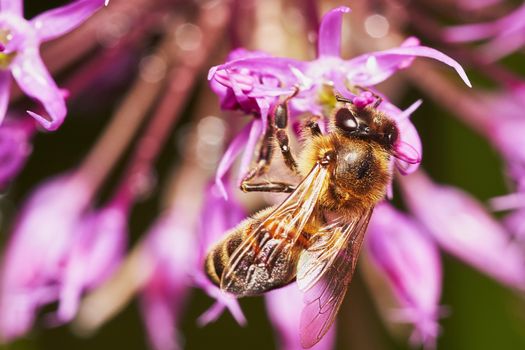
[334, 106, 399, 151]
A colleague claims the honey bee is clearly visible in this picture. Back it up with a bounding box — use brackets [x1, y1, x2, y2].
[205, 90, 399, 348]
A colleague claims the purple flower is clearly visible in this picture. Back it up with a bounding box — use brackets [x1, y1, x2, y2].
[209, 6, 471, 194]
[443, 3, 525, 61]
[0, 0, 107, 130]
[0, 116, 34, 187]
[400, 170, 525, 290]
[139, 207, 197, 350]
[53, 201, 128, 324]
[265, 284, 335, 350]
[0, 173, 92, 341]
[367, 203, 442, 348]
[195, 183, 246, 326]
[475, 88, 525, 188]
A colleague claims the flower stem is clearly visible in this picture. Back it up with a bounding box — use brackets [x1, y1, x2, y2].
[72, 27, 178, 198]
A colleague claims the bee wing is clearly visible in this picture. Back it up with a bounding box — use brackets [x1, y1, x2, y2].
[297, 209, 373, 349]
[220, 163, 329, 296]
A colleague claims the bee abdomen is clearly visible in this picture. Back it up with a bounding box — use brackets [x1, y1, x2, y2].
[205, 229, 244, 287]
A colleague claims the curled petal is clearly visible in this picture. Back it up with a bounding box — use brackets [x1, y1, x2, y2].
[317, 6, 350, 57]
[237, 115, 263, 186]
[367, 203, 442, 347]
[31, 0, 106, 42]
[381, 100, 423, 174]
[0, 0, 22, 16]
[347, 43, 472, 88]
[401, 171, 525, 290]
[215, 121, 253, 199]
[11, 52, 66, 130]
[0, 70, 10, 125]
[209, 56, 306, 114]
[265, 284, 335, 350]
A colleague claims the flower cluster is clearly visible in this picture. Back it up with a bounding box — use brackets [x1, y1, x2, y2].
[0, 1, 525, 350]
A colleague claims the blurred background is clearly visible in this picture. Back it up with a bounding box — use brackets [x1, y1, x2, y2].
[1, 0, 525, 349]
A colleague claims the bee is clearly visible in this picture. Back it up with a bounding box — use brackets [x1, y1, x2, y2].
[205, 90, 399, 348]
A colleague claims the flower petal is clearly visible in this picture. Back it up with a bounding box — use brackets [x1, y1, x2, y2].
[317, 6, 350, 57]
[0, 118, 34, 188]
[237, 115, 263, 185]
[401, 171, 525, 290]
[30, 0, 106, 42]
[380, 99, 423, 174]
[0, 174, 92, 340]
[195, 183, 246, 326]
[0, 70, 11, 125]
[0, 0, 23, 16]
[367, 203, 442, 347]
[347, 43, 472, 88]
[215, 121, 253, 199]
[56, 205, 126, 323]
[11, 51, 66, 130]
[265, 284, 336, 350]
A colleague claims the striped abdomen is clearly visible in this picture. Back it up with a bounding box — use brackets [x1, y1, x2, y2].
[204, 206, 313, 296]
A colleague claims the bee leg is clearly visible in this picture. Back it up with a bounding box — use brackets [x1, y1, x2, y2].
[305, 116, 322, 137]
[241, 181, 296, 193]
[335, 94, 354, 104]
[242, 122, 274, 183]
[274, 88, 300, 174]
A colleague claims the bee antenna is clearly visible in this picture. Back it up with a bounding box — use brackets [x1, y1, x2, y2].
[335, 94, 354, 104]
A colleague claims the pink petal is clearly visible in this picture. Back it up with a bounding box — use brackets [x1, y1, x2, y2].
[30, 0, 106, 42]
[195, 183, 247, 326]
[215, 121, 253, 199]
[380, 99, 423, 174]
[479, 29, 525, 61]
[347, 44, 472, 88]
[265, 284, 335, 350]
[0, 70, 10, 125]
[317, 6, 350, 57]
[367, 203, 442, 347]
[56, 205, 127, 323]
[0, 118, 34, 188]
[140, 270, 185, 350]
[139, 207, 198, 350]
[443, 3, 525, 43]
[11, 52, 66, 130]
[401, 171, 525, 290]
[0, 0, 23, 16]
[0, 174, 92, 340]
[237, 116, 263, 186]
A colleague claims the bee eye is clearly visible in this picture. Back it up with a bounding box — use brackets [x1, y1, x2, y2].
[335, 108, 358, 133]
[386, 129, 398, 146]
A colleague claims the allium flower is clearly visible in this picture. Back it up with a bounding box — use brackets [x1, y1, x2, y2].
[0, 0, 108, 130]
[209, 6, 471, 196]
[367, 203, 442, 347]
[195, 183, 246, 326]
[266, 284, 335, 350]
[140, 207, 197, 350]
[0, 116, 34, 188]
[54, 200, 128, 323]
[443, 3, 525, 61]
[0, 173, 92, 340]
[400, 170, 525, 290]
